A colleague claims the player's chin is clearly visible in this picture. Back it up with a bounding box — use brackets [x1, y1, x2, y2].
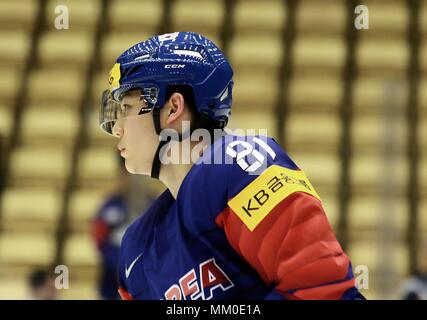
[124, 159, 149, 176]
[124, 159, 136, 174]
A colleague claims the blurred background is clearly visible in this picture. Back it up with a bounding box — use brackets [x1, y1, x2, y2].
[0, 0, 426, 300]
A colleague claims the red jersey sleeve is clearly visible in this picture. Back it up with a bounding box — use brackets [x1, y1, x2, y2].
[215, 163, 357, 300]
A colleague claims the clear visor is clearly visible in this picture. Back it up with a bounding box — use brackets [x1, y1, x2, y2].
[99, 86, 159, 136]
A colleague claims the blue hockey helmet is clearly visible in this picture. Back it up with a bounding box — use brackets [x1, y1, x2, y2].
[100, 31, 234, 136]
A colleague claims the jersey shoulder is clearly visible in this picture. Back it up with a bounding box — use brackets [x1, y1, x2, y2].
[219, 134, 300, 198]
[192, 134, 301, 198]
[216, 134, 321, 232]
[177, 134, 305, 221]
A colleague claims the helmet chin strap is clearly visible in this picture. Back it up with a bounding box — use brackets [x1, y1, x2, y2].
[149, 107, 216, 180]
[151, 139, 170, 179]
[150, 107, 165, 179]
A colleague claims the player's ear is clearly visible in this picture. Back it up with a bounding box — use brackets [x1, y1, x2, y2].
[165, 92, 185, 125]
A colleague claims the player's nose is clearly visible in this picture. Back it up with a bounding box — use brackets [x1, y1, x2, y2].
[112, 120, 123, 138]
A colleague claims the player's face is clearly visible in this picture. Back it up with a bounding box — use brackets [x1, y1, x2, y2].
[112, 89, 158, 175]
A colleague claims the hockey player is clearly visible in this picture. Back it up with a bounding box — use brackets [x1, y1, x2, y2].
[99, 32, 364, 300]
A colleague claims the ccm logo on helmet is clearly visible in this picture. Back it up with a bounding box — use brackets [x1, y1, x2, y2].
[165, 64, 186, 69]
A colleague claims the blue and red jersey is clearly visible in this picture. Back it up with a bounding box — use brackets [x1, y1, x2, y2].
[118, 134, 364, 300]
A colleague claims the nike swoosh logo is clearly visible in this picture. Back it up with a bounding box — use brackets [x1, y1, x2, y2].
[125, 253, 142, 279]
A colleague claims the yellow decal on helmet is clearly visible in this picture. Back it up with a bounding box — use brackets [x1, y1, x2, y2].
[109, 63, 121, 91]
